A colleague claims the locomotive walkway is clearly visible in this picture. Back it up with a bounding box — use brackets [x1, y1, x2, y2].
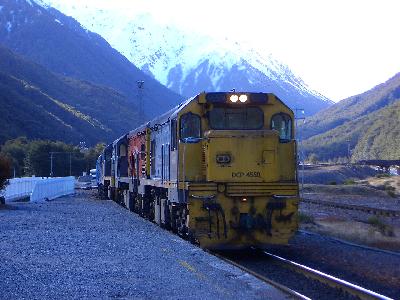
[0, 191, 288, 299]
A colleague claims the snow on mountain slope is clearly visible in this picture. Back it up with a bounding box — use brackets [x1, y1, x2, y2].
[35, 0, 332, 114]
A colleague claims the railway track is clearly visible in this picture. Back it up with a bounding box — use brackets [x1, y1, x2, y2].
[210, 251, 311, 300]
[263, 251, 393, 300]
[298, 230, 400, 258]
[301, 198, 400, 217]
[211, 251, 393, 300]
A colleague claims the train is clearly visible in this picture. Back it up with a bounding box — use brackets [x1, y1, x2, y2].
[96, 91, 299, 250]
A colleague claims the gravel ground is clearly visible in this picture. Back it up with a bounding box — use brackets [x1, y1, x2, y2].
[0, 191, 288, 300]
[302, 165, 378, 185]
[300, 185, 400, 249]
[300, 201, 400, 228]
[304, 192, 400, 212]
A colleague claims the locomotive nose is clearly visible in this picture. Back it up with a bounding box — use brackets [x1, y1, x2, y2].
[203, 129, 280, 183]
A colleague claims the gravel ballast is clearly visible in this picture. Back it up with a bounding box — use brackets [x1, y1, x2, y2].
[0, 191, 287, 299]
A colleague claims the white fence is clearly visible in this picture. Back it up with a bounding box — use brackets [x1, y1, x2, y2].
[1, 177, 75, 203]
[30, 177, 75, 202]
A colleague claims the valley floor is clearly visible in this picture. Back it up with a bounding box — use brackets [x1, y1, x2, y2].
[299, 176, 400, 251]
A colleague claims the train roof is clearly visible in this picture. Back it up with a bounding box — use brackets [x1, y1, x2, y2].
[125, 91, 294, 140]
[104, 143, 113, 152]
[127, 94, 196, 138]
[112, 133, 128, 146]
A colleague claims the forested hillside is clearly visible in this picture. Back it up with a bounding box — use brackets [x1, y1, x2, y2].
[0, 46, 138, 145]
[302, 73, 400, 162]
[0, 137, 104, 177]
[0, 0, 183, 119]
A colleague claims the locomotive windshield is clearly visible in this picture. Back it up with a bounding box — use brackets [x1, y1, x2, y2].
[271, 113, 292, 141]
[208, 107, 263, 130]
[180, 112, 201, 140]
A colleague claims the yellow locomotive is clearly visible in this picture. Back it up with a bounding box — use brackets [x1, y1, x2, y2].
[98, 92, 299, 250]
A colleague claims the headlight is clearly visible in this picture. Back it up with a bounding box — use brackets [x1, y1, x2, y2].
[239, 94, 248, 103]
[230, 95, 239, 103]
[216, 154, 231, 164]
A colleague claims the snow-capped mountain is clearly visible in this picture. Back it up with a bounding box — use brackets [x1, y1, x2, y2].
[36, 0, 332, 114]
[0, 0, 183, 120]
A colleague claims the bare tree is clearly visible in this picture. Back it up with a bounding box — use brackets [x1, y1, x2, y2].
[0, 154, 12, 204]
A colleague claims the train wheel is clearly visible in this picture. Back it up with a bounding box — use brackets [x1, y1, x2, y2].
[161, 198, 170, 229]
[170, 204, 178, 233]
[177, 207, 188, 237]
[128, 192, 135, 212]
[103, 186, 109, 199]
[154, 194, 162, 225]
[109, 187, 116, 201]
[117, 189, 123, 206]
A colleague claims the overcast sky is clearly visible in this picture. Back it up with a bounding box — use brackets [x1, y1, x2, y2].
[47, 0, 400, 101]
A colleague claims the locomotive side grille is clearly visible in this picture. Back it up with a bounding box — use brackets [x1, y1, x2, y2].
[201, 144, 207, 176]
[226, 183, 298, 196]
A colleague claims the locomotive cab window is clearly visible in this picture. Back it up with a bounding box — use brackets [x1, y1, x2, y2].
[150, 140, 156, 175]
[180, 113, 201, 142]
[271, 113, 292, 142]
[140, 144, 145, 159]
[171, 119, 177, 150]
[208, 107, 263, 130]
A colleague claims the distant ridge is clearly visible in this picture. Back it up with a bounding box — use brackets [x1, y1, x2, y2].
[0, 45, 139, 145]
[302, 73, 400, 161]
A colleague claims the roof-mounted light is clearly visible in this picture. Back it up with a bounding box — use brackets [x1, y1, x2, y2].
[230, 95, 239, 103]
[204, 92, 269, 104]
[239, 95, 248, 103]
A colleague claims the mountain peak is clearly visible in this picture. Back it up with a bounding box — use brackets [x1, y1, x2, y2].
[33, 1, 332, 115]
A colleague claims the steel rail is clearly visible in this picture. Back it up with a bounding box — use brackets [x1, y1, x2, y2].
[301, 198, 400, 217]
[299, 230, 400, 258]
[210, 251, 311, 300]
[264, 251, 393, 300]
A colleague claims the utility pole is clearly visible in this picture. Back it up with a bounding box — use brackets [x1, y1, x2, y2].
[137, 80, 145, 125]
[50, 152, 74, 177]
[295, 108, 305, 197]
[69, 153, 72, 176]
[50, 152, 54, 177]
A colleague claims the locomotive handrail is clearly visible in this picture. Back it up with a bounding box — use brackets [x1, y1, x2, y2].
[189, 194, 216, 200]
[182, 137, 204, 143]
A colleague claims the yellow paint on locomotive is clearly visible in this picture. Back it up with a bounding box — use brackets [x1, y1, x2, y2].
[145, 127, 151, 178]
[176, 92, 299, 249]
[187, 182, 298, 249]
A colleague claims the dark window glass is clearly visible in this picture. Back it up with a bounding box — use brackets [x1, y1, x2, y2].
[208, 107, 263, 130]
[150, 140, 156, 175]
[271, 113, 292, 141]
[180, 113, 201, 140]
[171, 119, 177, 150]
[140, 144, 145, 160]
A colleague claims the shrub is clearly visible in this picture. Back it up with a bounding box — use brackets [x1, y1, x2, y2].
[328, 181, 337, 185]
[344, 179, 356, 185]
[0, 155, 12, 203]
[367, 216, 395, 237]
[376, 173, 390, 178]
